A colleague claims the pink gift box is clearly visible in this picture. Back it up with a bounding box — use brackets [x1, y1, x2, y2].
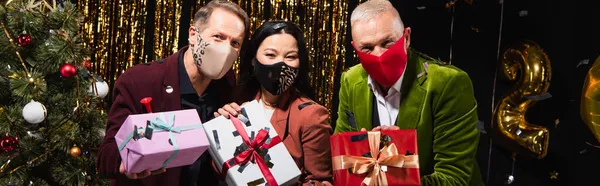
[115, 109, 209, 174]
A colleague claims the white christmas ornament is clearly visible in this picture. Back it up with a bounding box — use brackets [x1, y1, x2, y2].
[22, 100, 47, 124]
[89, 81, 109, 98]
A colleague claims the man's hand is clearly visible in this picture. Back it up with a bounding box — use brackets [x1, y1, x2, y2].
[119, 161, 166, 179]
[360, 126, 400, 132]
[213, 102, 242, 119]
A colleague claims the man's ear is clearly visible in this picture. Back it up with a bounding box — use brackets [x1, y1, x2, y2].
[188, 26, 197, 46]
[404, 27, 411, 50]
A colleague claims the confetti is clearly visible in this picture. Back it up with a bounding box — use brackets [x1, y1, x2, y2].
[506, 175, 514, 184]
[519, 10, 528, 17]
[577, 59, 590, 68]
[550, 171, 558, 180]
[585, 141, 600, 148]
[477, 120, 487, 134]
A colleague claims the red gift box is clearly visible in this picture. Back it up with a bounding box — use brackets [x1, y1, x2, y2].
[330, 130, 421, 186]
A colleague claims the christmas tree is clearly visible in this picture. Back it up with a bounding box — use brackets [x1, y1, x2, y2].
[0, 0, 108, 185]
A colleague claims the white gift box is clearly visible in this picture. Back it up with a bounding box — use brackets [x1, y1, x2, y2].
[203, 100, 301, 186]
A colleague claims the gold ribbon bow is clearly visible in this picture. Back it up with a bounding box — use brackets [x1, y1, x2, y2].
[332, 132, 419, 186]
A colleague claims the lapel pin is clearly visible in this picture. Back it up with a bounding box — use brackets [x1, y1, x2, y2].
[165, 85, 173, 94]
[417, 62, 429, 78]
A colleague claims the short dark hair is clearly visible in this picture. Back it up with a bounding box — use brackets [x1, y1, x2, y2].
[235, 20, 314, 103]
[193, 0, 250, 34]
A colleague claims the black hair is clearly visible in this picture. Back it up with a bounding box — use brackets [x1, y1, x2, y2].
[235, 20, 314, 103]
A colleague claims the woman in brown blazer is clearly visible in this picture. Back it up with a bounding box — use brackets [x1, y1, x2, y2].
[215, 20, 333, 186]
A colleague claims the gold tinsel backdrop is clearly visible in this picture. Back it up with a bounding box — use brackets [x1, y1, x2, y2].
[77, 0, 356, 112]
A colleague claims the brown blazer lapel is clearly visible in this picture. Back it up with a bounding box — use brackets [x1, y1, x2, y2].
[271, 108, 289, 139]
[254, 90, 295, 139]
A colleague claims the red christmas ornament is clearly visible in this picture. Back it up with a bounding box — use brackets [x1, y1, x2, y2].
[60, 63, 77, 78]
[17, 34, 32, 46]
[1, 136, 19, 152]
[81, 60, 92, 69]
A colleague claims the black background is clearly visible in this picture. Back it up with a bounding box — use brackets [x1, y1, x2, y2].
[358, 0, 599, 185]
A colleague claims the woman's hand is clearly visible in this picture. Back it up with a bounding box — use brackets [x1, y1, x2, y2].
[214, 102, 242, 119]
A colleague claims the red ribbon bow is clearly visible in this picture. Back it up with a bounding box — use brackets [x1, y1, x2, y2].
[220, 117, 282, 186]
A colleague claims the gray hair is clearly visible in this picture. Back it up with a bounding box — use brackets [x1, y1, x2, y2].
[350, 0, 404, 30]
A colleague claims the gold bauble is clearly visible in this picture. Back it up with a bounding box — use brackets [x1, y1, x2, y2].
[581, 55, 600, 143]
[69, 146, 81, 157]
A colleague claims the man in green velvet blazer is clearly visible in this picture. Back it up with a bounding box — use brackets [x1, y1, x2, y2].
[334, 0, 483, 185]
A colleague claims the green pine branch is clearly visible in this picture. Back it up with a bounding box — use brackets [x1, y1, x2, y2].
[0, 75, 11, 105]
[9, 70, 47, 102]
[0, 0, 108, 185]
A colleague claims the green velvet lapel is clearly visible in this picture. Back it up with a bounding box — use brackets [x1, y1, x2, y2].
[352, 69, 373, 131]
[396, 49, 428, 130]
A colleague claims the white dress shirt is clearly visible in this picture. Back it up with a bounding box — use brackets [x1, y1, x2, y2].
[367, 73, 405, 126]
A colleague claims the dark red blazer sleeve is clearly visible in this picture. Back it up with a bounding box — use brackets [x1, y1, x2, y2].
[97, 73, 139, 178]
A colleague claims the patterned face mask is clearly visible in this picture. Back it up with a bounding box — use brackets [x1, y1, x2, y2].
[253, 58, 299, 95]
[191, 27, 238, 79]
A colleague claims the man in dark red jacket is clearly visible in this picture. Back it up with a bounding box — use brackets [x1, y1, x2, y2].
[96, 1, 249, 185]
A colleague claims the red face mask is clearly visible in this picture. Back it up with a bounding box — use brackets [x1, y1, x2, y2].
[353, 32, 408, 87]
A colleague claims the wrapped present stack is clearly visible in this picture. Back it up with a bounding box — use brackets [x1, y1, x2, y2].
[115, 97, 209, 174]
[331, 130, 421, 186]
[203, 100, 301, 186]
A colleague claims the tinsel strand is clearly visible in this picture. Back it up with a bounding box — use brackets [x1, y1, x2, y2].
[0, 148, 57, 178]
[80, 0, 348, 115]
[0, 22, 30, 76]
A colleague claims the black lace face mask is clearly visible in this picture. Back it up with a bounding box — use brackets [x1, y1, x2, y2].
[253, 58, 299, 95]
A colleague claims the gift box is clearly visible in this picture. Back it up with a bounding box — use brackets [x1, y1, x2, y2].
[331, 130, 421, 186]
[203, 100, 301, 186]
[115, 109, 209, 174]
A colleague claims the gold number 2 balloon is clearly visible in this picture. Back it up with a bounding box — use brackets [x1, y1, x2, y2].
[492, 40, 552, 159]
[581, 55, 600, 143]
